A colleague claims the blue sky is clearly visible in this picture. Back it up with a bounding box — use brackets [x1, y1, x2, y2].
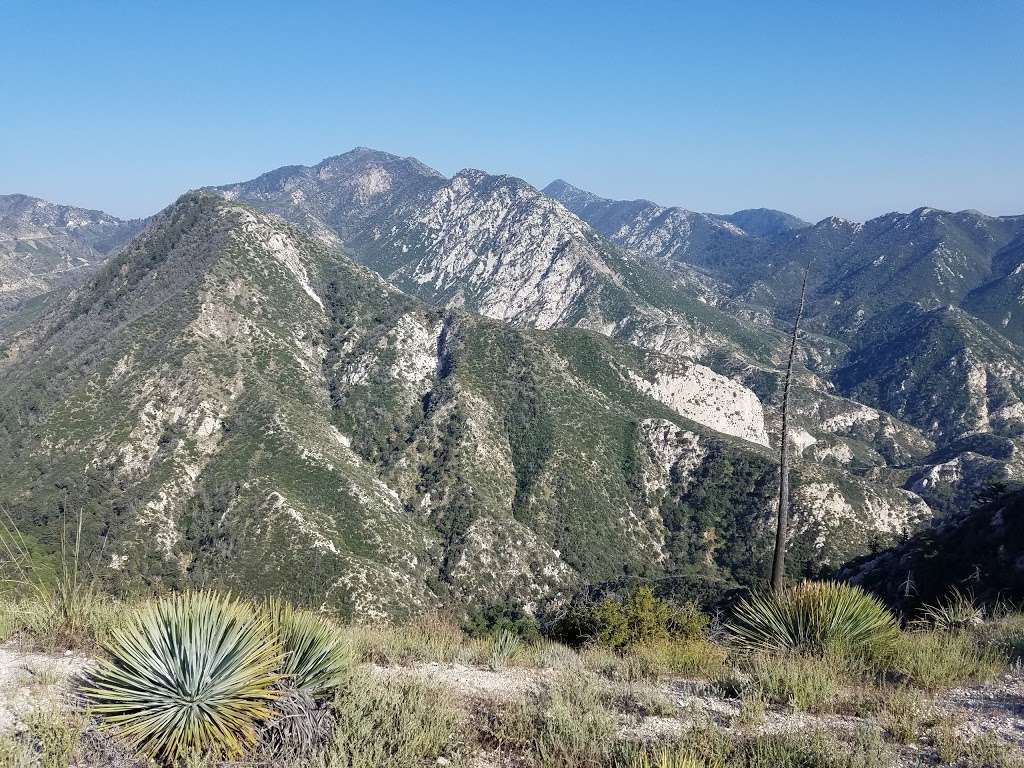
[1, 1, 1021, 222]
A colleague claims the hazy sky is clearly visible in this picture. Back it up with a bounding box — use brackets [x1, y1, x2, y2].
[2, 1, 1021, 222]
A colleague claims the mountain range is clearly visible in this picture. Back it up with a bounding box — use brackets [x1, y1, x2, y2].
[1, 147, 1021, 616]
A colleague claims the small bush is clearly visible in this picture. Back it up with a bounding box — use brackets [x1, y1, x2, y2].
[725, 581, 899, 660]
[973, 611, 1024, 662]
[877, 687, 929, 744]
[23, 708, 86, 768]
[748, 652, 843, 712]
[534, 670, 618, 767]
[329, 671, 466, 767]
[474, 697, 539, 753]
[930, 715, 1023, 768]
[0, 735, 33, 768]
[592, 587, 708, 649]
[735, 689, 767, 727]
[627, 749, 706, 768]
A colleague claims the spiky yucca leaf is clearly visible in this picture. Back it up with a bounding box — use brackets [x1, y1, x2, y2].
[265, 597, 351, 695]
[79, 591, 281, 763]
[725, 581, 899, 658]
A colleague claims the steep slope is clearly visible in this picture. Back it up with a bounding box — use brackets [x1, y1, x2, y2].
[0, 194, 143, 311]
[962, 234, 1024, 347]
[805, 208, 1024, 338]
[549, 179, 1024, 510]
[548, 182, 1024, 340]
[216, 147, 446, 248]
[843, 486, 1024, 616]
[834, 304, 1024, 443]
[0, 193, 927, 616]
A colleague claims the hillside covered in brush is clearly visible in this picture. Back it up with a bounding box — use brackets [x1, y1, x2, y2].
[0, 194, 927, 617]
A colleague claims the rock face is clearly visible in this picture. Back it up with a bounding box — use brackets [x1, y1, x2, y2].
[546, 177, 1024, 521]
[213, 150, 779, 367]
[0, 194, 143, 311]
[0, 194, 926, 617]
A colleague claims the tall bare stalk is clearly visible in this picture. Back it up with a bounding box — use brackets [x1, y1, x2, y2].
[771, 264, 810, 593]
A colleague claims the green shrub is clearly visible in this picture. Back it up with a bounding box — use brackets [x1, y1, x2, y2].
[463, 600, 542, 644]
[973, 611, 1024, 662]
[0, 735, 33, 768]
[79, 591, 281, 763]
[329, 671, 466, 767]
[930, 715, 1023, 768]
[615, 725, 893, 768]
[877, 687, 929, 744]
[628, 749, 706, 768]
[592, 586, 707, 650]
[265, 597, 352, 695]
[474, 697, 539, 753]
[345, 613, 463, 665]
[628, 636, 728, 680]
[23, 708, 85, 768]
[725, 581, 899, 660]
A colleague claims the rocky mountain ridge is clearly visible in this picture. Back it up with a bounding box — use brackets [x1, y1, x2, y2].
[0, 194, 928, 616]
[0, 193, 144, 311]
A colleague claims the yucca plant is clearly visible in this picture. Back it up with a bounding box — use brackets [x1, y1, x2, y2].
[264, 596, 352, 695]
[725, 581, 899, 658]
[489, 628, 522, 670]
[912, 588, 984, 632]
[79, 591, 281, 763]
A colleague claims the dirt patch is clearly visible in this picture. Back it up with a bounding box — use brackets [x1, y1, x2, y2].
[0, 644, 90, 735]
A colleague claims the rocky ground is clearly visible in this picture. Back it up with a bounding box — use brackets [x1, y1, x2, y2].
[3, 643, 1022, 767]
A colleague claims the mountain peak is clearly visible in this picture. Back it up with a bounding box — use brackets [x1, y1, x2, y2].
[543, 179, 610, 211]
[720, 208, 810, 237]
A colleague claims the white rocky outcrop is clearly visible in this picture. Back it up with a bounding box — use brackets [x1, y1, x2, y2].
[629, 363, 770, 446]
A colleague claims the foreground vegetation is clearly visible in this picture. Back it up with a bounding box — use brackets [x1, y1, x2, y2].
[0, 582, 1022, 767]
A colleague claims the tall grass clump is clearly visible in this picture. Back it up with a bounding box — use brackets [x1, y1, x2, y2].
[1, 508, 126, 649]
[887, 629, 1003, 690]
[265, 597, 352, 695]
[725, 581, 899, 659]
[79, 591, 281, 763]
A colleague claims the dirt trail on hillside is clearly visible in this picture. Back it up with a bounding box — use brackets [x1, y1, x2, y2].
[378, 660, 1024, 755]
